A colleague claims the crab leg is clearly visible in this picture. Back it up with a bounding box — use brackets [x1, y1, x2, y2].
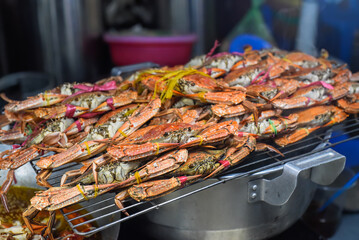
[112, 98, 161, 141]
[114, 175, 201, 214]
[4, 93, 68, 113]
[174, 90, 246, 105]
[64, 117, 98, 135]
[180, 120, 238, 149]
[107, 142, 179, 162]
[112, 149, 188, 188]
[204, 135, 256, 179]
[274, 126, 321, 147]
[0, 127, 27, 143]
[91, 91, 138, 112]
[36, 141, 107, 170]
[34, 105, 89, 119]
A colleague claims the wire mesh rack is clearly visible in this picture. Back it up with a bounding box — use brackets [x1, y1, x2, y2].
[28, 116, 359, 236]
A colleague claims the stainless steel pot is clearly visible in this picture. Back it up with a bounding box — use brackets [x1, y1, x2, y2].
[143, 149, 345, 240]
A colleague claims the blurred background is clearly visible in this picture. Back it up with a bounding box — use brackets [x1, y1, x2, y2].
[0, 0, 358, 94]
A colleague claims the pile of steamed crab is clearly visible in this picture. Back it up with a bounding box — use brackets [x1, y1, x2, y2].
[0, 46, 358, 239]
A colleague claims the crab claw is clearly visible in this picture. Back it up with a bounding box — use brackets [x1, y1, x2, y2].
[127, 175, 202, 202]
[107, 142, 180, 162]
[34, 105, 89, 119]
[91, 91, 138, 112]
[0, 170, 15, 212]
[4, 93, 68, 113]
[64, 117, 98, 135]
[274, 126, 321, 147]
[114, 190, 130, 216]
[180, 120, 238, 149]
[175, 91, 246, 105]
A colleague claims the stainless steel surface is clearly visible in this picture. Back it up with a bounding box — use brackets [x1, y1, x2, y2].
[144, 149, 345, 240]
[27, 118, 359, 237]
[247, 149, 345, 206]
[37, 0, 106, 84]
[0, 144, 41, 190]
[0, 0, 107, 84]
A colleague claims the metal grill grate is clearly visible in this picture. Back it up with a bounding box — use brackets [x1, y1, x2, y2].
[29, 117, 359, 236]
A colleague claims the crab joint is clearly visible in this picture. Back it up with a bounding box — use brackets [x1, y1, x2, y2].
[219, 160, 231, 169]
[94, 184, 98, 198]
[75, 120, 82, 132]
[178, 176, 188, 186]
[76, 184, 89, 200]
[65, 104, 77, 118]
[44, 91, 50, 106]
[84, 141, 91, 155]
[135, 171, 142, 184]
[283, 119, 288, 131]
[106, 98, 116, 111]
[268, 119, 277, 135]
[197, 92, 207, 103]
[155, 142, 160, 155]
[118, 130, 127, 138]
[300, 128, 310, 135]
[195, 135, 204, 145]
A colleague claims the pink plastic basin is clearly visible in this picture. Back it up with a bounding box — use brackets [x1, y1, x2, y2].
[104, 34, 197, 66]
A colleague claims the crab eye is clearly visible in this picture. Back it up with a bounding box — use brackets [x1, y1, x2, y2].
[189, 164, 195, 169]
[191, 82, 195, 86]
[164, 132, 168, 137]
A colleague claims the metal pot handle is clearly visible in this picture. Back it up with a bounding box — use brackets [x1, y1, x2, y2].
[247, 149, 345, 206]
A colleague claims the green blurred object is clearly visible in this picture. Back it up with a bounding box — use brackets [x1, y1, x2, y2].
[221, 0, 276, 51]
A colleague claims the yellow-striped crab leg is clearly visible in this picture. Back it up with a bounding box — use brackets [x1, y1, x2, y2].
[114, 175, 201, 215]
